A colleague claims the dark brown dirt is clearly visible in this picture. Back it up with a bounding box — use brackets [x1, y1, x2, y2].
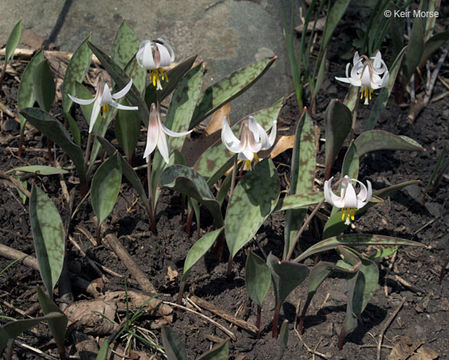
[1, 48, 449, 360]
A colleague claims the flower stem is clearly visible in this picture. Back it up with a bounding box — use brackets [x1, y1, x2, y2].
[272, 302, 280, 338]
[349, 90, 360, 141]
[84, 132, 93, 169]
[228, 155, 238, 200]
[256, 304, 262, 338]
[146, 157, 157, 234]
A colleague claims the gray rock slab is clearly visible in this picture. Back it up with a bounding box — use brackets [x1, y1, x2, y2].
[1, 0, 294, 122]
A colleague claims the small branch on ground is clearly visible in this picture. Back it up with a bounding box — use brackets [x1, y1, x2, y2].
[377, 297, 406, 360]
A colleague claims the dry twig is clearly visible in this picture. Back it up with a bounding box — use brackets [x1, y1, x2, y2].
[377, 297, 406, 360]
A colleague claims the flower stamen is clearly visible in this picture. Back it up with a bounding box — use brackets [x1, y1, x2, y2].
[101, 103, 109, 118]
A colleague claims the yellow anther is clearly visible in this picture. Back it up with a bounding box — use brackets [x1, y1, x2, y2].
[102, 104, 109, 118]
[254, 153, 260, 162]
[245, 160, 251, 168]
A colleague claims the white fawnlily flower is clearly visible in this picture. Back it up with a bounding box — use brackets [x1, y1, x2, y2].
[144, 103, 192, 163]
[68, 73, 138, 133]
[221, 116, 277, 162]
[335, 51, 389, 105]
[324, 175, 372, 224]
[136, 38, 175, 90]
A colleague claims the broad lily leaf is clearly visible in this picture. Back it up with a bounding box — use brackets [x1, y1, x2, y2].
[112, 20, 140, 70]
[161, 327, 187, 360]
[275, 192, 323, 212]
[32, 59, 55, 112]
[324, 100, 351, 179]
[420, 31, 449, 65]
[284, 110, 315, 259]
[20, 108, 87, 188]
[37, 287, 67, 350]
[114, 99, 141, 160]
[5, 19, 22, 64]
[97, 136, 150, 213]
[17, 49, 44, 132]
[0, 312, 65, 354]
[354, 130, 424, 155]
[91, 153, 122, 226]
[294, 234, 424, 263]
[246, 251, 271, 306]
[267, 253, 309, 306]
[145, 55, 198, 106]
[189, 57, 277, 129]
[322, 0, 350, 49]
[404, 16, 424, 83]
[8, 165, 68, 175]
[182, 228, 223, 283]
[160, 165, 223, 226]
[341, 142, 359, 179]
[198, 340, 229, 360]
[225, 158, 280, 258]
[30, 186, 65, 295]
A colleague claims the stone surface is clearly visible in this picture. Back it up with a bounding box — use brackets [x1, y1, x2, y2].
[0, 0, 294, 121]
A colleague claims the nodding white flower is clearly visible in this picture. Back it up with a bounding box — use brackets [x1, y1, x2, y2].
[68, 73, 137, 133]
[324, 175, 372, 225]
[221, 116, 277, 162]
[335, 51, 389, 105]
[136, 38, 175, 90]
[144, 103, 192, 163]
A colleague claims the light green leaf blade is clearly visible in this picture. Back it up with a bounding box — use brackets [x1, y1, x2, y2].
[8, 165, 68, 175]
[198, 340, 229, 360]
[96, 340, 109, 360]
[322, 0, 350, 49]
[189, 57, 277, 129]
[112, 21, 140, 70]
[5, 19, 22, 63]
[275, 192, 323, 212]
[404, 16, 424, 82]
[279, 319, 289, 360]
[246, 251, 271, 306]
[182, 228, 223, 282]
[420, 31, 449, 65]
[161, 327, 187, 360]
[91, 153, 122, 225]
[225, 158, 280, 258]
[114, 100, 141, 159]
[354, 130, 424, 155]
[32, 59, 55, 112]
[30, 186, 65, 295]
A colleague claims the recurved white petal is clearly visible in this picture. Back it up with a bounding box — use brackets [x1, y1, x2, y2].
[137, 40, 156, 69]
[112, 79, 133, 99]
[221, 117, 242, 152]
[161, 124, 192, 137]
[143, 114, 160, 159]
[157, 130, 170, 164]
[88, 97, 102, 133]
[68, 94, 96, 105]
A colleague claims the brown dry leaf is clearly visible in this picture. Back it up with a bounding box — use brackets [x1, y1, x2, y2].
[204, 103, 230, 136]
[295, 17, 326, 33]
[167, 265, 178, 282]
[22, 29, 44, 50]
[388, 336, 439, 360]
[269, 134, 295, 159]
[410, 346, 439, 360]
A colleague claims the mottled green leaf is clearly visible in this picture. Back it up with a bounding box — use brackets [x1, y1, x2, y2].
[145, 55, 198, 106]
[198, 340, 229, 360]
[30, 186, 65, 295]
[294, 234, 424, 262]
[91, 153, 122, 225]
[284, 110, 316, 259]
[114, 100, 141, 159]
[112, 21, 140, 70]
[62, 35, 92, 113]
[189, 57, 277, 129]
[267, 253, 309, 305]
[20, 108, 87, 187]
[246, 251, 271, 306]
[5, 19, 22, 63]
[343, 85, 359, 112]
[161, 327, 187, 360]
[354, 130, 424, 155]
[165, 64, 203, 153]
[0, 312, 65, 354]
[370, 247, 398, 260]
[97, 136, 150, 213]
[193, 98, 282, 177]
[33, 59, 55, 112]
[8, 165, 68, 175]
[225, 158, 280, 258]
[37, 287, 67, 349]
[182, 228, 222, 282]
[324, 100, 351, 179]
[275, 192, 323, 212]
[17, 49, 44, 131]
[160, 165, 223, 226]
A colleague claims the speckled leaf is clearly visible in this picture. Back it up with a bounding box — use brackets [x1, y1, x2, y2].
[182, 228, 223, 282]
[161, 327, 187, 360]
[91, 153, 122, 226]
[37, 287, 67, 349]
[294, 234, 424, 263]
[225, 158, 280, 258]
[20, 108, 86, 187]
[192, 99, 282, 177]
[125, 57, 146, 94]
[267, 253, 309, 305]
[324, 100, 351, 179]
[114, 99, 141, 159]
[354, 130, 424, 155]
[145, 55, 198, 106]
[62, 35, 92, 113]
[88, 42, 149, 125]
[284, 110, 316, 259]
[275, 192, 323, 212]
[112, 21, 140, 70]
[164, 64, 203, 153]
[33, 59, 55, 112]
[160, 165, 223, 226]
[189, 57, 277, 129]
[5, 19, 22, 63]
[0, 313, 65, 353]
[198, 340, 229, 360]
[30, 186, 65, 295]
[9, 165, 68, 175]
[17, 49, 44, 131]
[97, 135, 150, 213]
[246, 251, 271, 306]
